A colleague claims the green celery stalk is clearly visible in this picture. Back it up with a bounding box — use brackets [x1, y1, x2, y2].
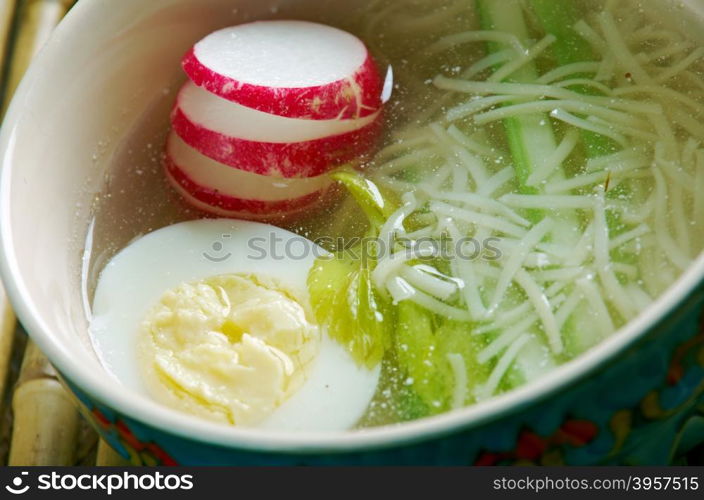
[476, 0, 559, 194]
[308, 171, 397, 368]
[395, 302, 491, 416]
[529, 0, 618, 158]
[476, 0, 581, 249]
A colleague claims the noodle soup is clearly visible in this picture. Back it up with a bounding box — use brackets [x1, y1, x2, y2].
[86, 0, 704, 430]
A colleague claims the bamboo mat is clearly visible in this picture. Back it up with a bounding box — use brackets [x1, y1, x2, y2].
[0, 0, 701, 467]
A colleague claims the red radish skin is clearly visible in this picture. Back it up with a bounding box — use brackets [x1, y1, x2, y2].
[165, 156, 333, 220]
[166, 132, 332, 202]
[182, 21, 383, 120]
[166, 174, 331, 222]
[177, 82, 380, 146]
[171, 105, 383, 178]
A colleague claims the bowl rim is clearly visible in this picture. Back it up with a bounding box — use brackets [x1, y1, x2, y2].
[2, 0, 704, 455]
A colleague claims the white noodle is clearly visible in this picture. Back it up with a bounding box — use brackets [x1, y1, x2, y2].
[447, 353, 468, 410]
[478, 167, 514, 197]
[592, 188, 610, 268]
[424, 188, 530, 226]
[546, 171, 612, 194]
[375, 135, 434, 162]
[514, 269, 563, 354]
[379, 193, 418, 257]
[426, 30, 525, 55]
[400, 265, 459, 301]
[474, 301, 532, 335]
[655, 143, 694, 191]
[612, 85, 704, 116]
[475, 100, 647, 128]
[609, 224, 651, 250]
[428, 164, 454, 190]
[446, 94, 520, 122]
[434, 77, 660, 113]
[586, 149, 646, 172]
[475, 334, 531, 401]
[446, 125, 503, 158]
[655, 47, 704, 83]
[462, 49, 515, 80]
[586, 116, 658, 143]
[595, 55, 616, 82]
[451, 146, 490, 185]
[573, 19, 608, 54]
[454, 257, 488, 320]
[500, 193, 596, 210]
[670, 106, 704, 141]
[490, 218, 554, 312]
[599, 269, 637, 321]
[554, 78, 614, 95]
[375, 149, 439, 176]
[555, 289, 584, 329]
[591, 186, 636, 319]
[373, 246, 436, 292]
[405, 288, 472, 322]
[430, 201, 528, 238]
[682, 139, 700, 167]
[488, 34, 557, 83]
[597, 11, 653, 84]
[536, 62, 601, 84]
[527, 129, 580, 186]
[531, 267, 586, 282]
[478, 315, 537, 363]
[576, 277, 615, 336]
[444, 217, 488, 318]
[452, 164, 469, 192]
[523, 252, 560, 268]
[565, 222, 594, 267]
[639, 41, 694, 64]
[386, 276, 416, 304]
[670, 183, 692, 257]
[652, 167, 694, 271]
[626, 284, 653, 310]
[550, 109, 627, 147]
[612, 262, 639, 280]
[651, 115, 680, 161]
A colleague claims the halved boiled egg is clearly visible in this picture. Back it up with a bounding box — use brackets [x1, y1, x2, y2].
[89, 219, 381, 431]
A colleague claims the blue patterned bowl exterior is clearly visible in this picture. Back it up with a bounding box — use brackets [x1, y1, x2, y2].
[63, 286, 704, 466]
[1, 0, 702, 467]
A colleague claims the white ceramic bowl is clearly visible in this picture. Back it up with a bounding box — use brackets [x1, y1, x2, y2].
[1, 0, 704, 465]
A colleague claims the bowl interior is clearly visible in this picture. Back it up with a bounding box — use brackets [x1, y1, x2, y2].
[2, 0, 704, 451]
[1, 0, 368, 386]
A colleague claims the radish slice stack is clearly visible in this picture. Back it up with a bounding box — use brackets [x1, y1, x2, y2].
[166, 20, 386, 220]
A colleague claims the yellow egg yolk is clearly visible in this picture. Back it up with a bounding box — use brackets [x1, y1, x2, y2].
[139, 274, 320, 426]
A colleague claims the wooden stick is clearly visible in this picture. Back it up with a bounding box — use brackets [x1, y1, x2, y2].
[0, 0, 19, 416]
[2, 0, 74, 114]
[0, 0, 17, 100]
[8, 342, 79, 465]
[0, 286, 16, 411]
[96, 440, 131, 466]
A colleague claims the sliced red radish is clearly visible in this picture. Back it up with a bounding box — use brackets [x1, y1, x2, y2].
[182, 20, 383, 120]
[171, 83, 383, 178]
[167, 132, 331, 201]
[165, 133, 332, 219]
[178, 81, 380, 145]
[165, 161, 332, 220]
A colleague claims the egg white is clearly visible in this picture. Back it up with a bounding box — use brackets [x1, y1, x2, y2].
[90, 219, 381, 432]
